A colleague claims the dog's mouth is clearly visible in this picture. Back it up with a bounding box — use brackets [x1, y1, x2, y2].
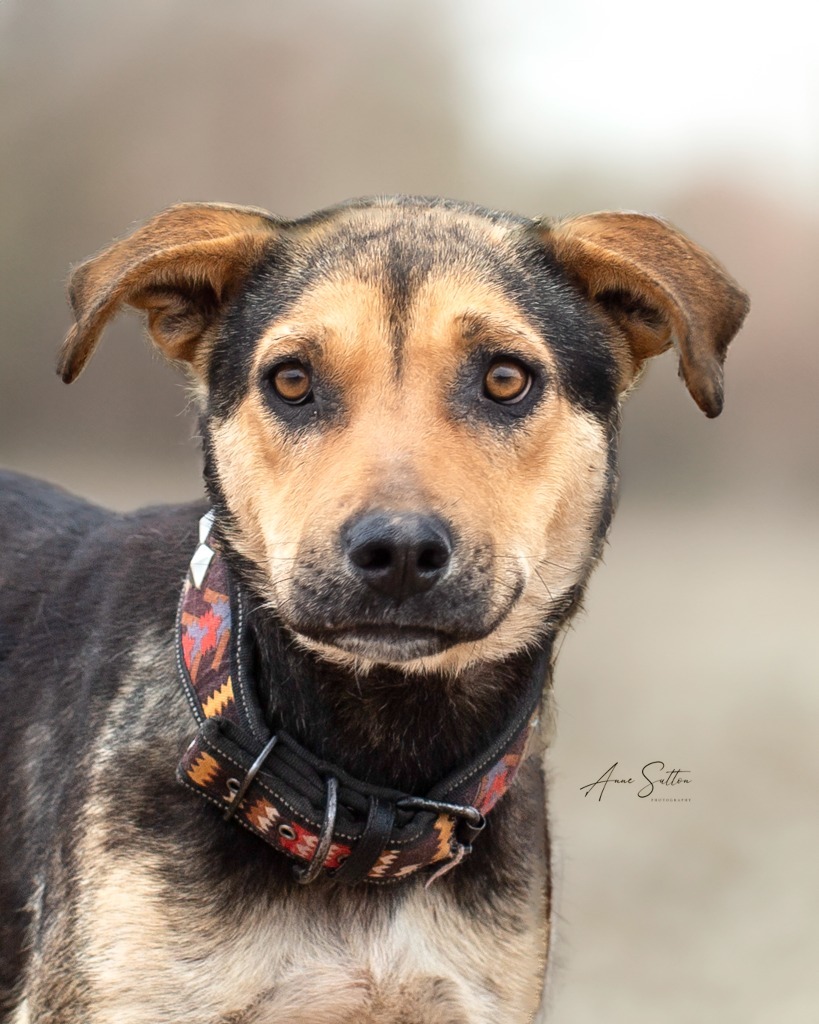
[295, 623, 458, 662]
[280, 561, 527, 665]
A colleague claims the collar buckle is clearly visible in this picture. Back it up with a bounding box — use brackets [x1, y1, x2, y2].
[293, 775, 339, 885]
[222, 733, 279, 822]
[396, 796, 486, 851]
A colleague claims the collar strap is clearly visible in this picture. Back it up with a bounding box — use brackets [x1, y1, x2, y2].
[176, 512, 544, 885]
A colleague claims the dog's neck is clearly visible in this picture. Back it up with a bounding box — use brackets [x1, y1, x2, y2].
[245, 609, 552, 794]
[204, 474, 558, 794]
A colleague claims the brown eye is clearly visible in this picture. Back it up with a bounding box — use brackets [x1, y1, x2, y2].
[270, 361, 312, 404]
[483, 359, 532, 404]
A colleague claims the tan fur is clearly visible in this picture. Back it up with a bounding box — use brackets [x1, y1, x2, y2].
[18, 198, 748, 1024]
[58, 203, 280, 383]
[73, 850, 545, 1023]
[9, 1002, 29, 1024]
[14, 638, 548, 1023]
[213, 271, 609, 675]
[545, 212, 749, 417]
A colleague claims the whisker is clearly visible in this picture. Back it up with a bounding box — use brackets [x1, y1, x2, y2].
[533, 567, 554, 602]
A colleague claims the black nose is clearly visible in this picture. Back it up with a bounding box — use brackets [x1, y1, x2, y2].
[343, 512, 453, 601]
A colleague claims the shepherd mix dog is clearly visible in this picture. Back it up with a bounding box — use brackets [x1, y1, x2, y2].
[0, 197, 748, 1023]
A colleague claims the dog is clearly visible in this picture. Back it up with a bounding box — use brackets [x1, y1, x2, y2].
[0, 196, 748, 1023]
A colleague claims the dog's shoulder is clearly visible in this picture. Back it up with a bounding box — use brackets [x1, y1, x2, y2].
[0, 471, 205, 667]
[0, 469, 107, 547]
[0, 472, 108, 658]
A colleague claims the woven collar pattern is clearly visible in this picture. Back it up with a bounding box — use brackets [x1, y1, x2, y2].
[176, 512, 543, 884]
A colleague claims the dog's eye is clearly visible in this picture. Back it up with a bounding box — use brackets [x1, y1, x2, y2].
[483, 359, 532, 404]
[270, 361, 313, 404]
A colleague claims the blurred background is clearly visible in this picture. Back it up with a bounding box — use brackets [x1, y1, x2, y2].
[1, 1, 816, 1020]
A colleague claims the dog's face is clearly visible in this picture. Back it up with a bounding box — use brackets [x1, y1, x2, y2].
[208, 205, 619, 673]
[60, 197, 748, 674]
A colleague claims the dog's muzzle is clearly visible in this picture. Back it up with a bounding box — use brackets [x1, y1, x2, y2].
[279, 511, 521, 663]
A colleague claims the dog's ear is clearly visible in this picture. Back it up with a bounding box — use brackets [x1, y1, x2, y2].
[58, 203, 280, 383]
[541, 212, 749, 417]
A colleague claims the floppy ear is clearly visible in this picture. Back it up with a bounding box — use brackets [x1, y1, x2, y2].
[541, 212, 749, 417]
[58, 202, 281, 383]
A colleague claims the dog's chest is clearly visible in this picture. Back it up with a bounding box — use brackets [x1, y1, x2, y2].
[45, 637, 549, 1024]
[74, 850, 546, 1023]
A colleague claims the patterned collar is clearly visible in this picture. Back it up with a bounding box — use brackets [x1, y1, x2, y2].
[176, 512, 545, 885]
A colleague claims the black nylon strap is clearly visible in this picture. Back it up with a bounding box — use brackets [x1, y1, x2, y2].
[209, 717, 413, 835]
[331, 796, 396, 885]
[178, 530, 550, 884]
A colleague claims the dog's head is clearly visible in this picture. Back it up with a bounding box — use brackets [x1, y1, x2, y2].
[60, 197, 748, 674]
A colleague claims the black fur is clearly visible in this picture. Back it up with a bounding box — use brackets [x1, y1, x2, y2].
[0, 196, 651, 1021]
[208, 198, 619, 424]
[0, 473, 553, 1018]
